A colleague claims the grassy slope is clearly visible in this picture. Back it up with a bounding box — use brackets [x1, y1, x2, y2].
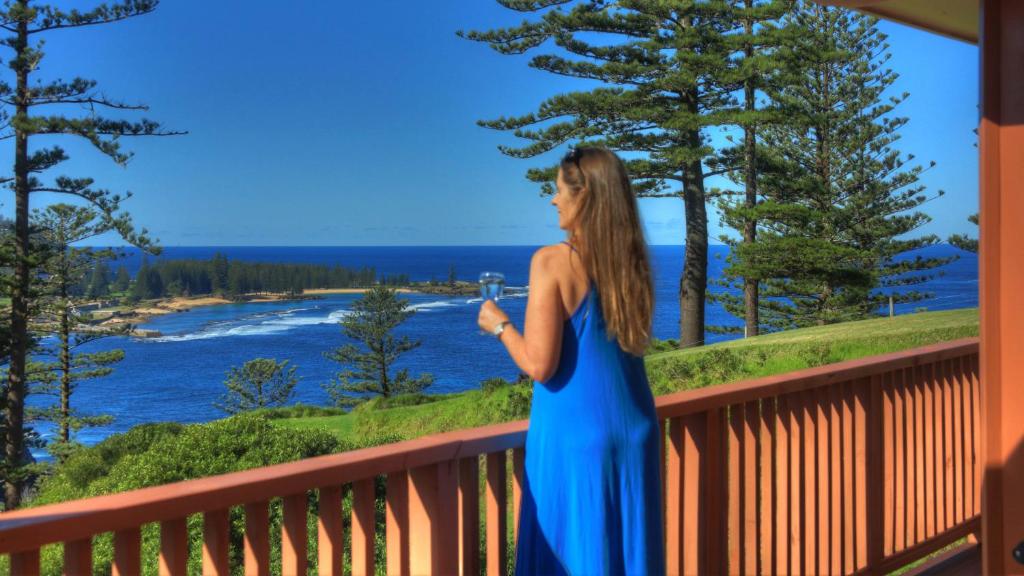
[273, 308, 979, 445]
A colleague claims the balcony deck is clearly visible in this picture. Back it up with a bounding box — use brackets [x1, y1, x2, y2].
[0, 338, 982, 575]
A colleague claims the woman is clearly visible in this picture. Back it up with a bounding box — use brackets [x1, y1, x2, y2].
[477, 147, 665, 575]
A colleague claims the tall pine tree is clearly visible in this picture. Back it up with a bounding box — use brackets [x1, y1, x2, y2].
[461, 0, 743, 348]
[722, 1, 952, 330]
[0, 0, 181, 508]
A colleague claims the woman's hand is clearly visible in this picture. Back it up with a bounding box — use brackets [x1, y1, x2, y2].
[478, 299, 510, 334]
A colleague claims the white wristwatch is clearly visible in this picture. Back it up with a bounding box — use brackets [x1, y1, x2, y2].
[493, 320, 511, 338]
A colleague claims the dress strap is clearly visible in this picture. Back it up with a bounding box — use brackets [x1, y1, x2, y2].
[561, 240, 579, 254]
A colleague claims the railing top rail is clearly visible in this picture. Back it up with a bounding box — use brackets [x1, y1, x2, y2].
[654, 337, 977, 419]
[0, 337, 979, 554]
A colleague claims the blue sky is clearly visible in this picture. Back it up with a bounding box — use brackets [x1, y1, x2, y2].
[0, 1, 979, 246]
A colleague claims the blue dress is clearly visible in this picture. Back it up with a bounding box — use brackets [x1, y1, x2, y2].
[514, 277, 666, 575]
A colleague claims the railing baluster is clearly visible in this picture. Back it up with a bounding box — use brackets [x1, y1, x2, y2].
[113, 527, 141, 576]
[952, 356, 965, 526]
[244, 500, 270, 576]
[665, 416, 683, 575]
[512, 446, 524, 544]
[830, 384, 842, 575]
[203, 508, 231, 575]
[913, 365, 926, 546]
[705, 407, 727, 576]
[866, 375, 884, 574]
[282, 493, 308, 575]
[486, 450, 508, 576]
[759, 398, 775, 576]
[843, 381, 856, 574]
[743, 400, 759, 575]
[924, 363, 937, 541]
[775, 396, 791, 576]
[727, 403, 743, 574]
[815, 387, 830, 576]
[159, 517, 188, 576]
[318, 485, 344, 576]
[386, 470, 410, 576]
[934, 361, 947, 535]
[11, 548, 40, 576]
[659, 417, 668, 553]
[970, 353, 981, 515]
[894, 369, 906, 554]
[789, 393, 803, 576]
[458, 457, 480, 576]
[943, 359, 956, 532]
[802, 390, 817, 576]
[682, 412, 706, 576]
[408, 462, 458, 573]
[351, 477, 376, 576]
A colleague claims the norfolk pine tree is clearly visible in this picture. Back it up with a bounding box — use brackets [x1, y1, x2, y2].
[707, 0, 791, 336]
[728, 2, 952, 329]
[0, 0, 182, 508]
[322, 286, 433, 409]
[215, 358, 299, 415]
[461, 0, 745, 348]
[26, 204, 127, 462]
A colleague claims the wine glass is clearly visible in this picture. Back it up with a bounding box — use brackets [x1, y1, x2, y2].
[478, 271, 505, 335]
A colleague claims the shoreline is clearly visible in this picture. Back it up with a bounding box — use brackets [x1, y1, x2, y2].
[95, 284, 480, 332]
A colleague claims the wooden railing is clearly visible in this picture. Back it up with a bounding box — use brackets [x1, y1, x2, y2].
[0, 338, 980, 575]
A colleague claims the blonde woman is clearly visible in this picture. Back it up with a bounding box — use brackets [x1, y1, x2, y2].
[478, 147, 664, 575]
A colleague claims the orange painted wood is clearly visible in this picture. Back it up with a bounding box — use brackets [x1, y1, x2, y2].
[969, 353, 981, 517]
[815, 387, 829, 576]
[159, 517, 188, 576]
[318, 485, 344, 576]
[281, 493, 308, 576]
[112, 527, 141, 576]
[458, 457, 480, 576]
[923, 364, 936, 541]
[665, 416, 684, 575]
[727, 404, 742, 574]
[862, 377, 880, 573]
[660, 417, 667, 550]
[704, 408, 727, 576]
[788, 394, 803, 576]
[802, 391, 817, 576]
[882, 374, 896, 558]
[952, 357, 965, 527]
[0, 341, 979, 559]
[978, 3, 1024, 570]
[408, 462, 459, 574]
[934, 362, 947, 535]
[943, 360, 956, 533]
[759, 399, 774, 575]
[10, 548, 39, 576]
[351, 477, 376, 576]
[486, 450, 507, 576]
[682, 413, 706, 576]
[202, 508, 231, 576]
[913, 366, 926, 546]
[386, 470, 409, 576]
[244, 500, 270, 576]
[829, 385, 842, 576]
[842, 381, 855, 574]
[774, 396, 790, 576]
[512, 447, 524, 544]
[894, 369, 907, 553]
[65, 538, 92, 576]
[743, 400, 758, 574]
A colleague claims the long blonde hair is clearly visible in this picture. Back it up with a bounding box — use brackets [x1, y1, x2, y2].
[561, 147, 654, 356]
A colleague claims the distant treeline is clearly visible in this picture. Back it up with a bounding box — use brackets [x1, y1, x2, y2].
[83, 253, 412, 300]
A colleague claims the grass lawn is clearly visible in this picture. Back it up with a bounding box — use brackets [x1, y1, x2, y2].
[273, 307, 979, 445]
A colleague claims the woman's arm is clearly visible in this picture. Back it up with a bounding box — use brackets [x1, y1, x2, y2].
[478, 246, 564, 383]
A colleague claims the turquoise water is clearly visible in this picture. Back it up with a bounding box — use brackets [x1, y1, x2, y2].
[23, 244, 977, 459]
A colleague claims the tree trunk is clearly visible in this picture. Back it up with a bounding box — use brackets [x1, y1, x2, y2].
[5, 17, 30, 510]
[679, 96, 708, 348]
[743, 3, 759, 338]
[60, 301, 71, 445]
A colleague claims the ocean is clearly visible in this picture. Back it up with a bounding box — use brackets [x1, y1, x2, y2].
[24, 244, 977, 459]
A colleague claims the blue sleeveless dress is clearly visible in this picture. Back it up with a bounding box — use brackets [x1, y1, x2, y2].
[514, 266, 666, 575]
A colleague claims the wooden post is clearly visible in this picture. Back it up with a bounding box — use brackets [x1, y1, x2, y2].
[980, 1, 1024, 573]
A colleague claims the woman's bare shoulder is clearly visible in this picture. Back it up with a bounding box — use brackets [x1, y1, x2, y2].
[531, 243, 571, 271]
